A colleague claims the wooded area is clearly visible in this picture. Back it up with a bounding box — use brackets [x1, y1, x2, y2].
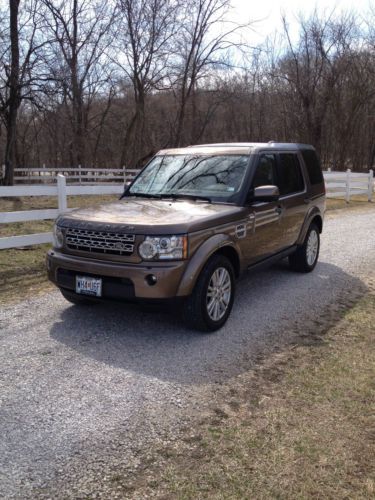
[1, 0, 375, 184]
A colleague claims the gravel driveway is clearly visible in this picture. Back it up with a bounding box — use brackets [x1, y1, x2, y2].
[1, 207, 375, 498]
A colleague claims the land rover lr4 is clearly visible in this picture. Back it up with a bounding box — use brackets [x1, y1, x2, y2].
[47, 142, 326, 331]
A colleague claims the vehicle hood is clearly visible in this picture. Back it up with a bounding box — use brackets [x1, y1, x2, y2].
[57, 198, 246, 234]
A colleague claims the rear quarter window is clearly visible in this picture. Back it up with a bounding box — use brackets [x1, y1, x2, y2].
[301, 149, 324, 185]
[278, 153, 305, 195]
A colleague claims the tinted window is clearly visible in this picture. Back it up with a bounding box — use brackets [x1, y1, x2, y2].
[278, 153, 304, 195]
[301, 149, 324, 185]
[252, 154, 277, 188]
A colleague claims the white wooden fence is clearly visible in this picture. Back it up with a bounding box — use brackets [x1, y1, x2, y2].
[0, 170, 374, 251]
[0, 175, 123, 250]
[10, 166, 139, 184]
[323, 169, 374, 202]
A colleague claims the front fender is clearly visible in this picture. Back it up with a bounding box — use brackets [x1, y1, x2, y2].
[176, 234, 240, 297]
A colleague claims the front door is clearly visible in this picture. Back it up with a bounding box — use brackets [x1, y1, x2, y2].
[242, 153, 285, 265]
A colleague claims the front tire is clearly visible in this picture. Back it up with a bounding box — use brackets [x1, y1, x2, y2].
[183, 254, 235, 332]
[289, 223, 320, 273]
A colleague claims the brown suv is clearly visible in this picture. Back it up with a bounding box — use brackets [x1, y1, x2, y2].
[47, 142, 325, 331]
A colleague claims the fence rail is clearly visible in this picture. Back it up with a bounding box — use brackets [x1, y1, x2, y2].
[0, 169, 373, 250]
[9, 166, 140, 184]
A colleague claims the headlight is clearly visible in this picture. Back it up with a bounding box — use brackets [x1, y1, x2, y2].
[138, 235, 188, 261]
[53, 225, 64, 249]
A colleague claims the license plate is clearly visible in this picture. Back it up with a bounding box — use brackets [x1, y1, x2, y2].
[76, 276, 102, 297]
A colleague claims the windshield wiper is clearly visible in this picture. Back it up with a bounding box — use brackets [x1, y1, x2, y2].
[160, 193, 212, 203]
[123, 191, 212, 203]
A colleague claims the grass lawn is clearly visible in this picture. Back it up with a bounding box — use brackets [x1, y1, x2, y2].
[325, 195, 374, 212]
[121, 291, 375, 499]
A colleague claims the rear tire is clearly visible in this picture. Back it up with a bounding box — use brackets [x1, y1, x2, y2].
[60, 289, 98, 305]
[289, 223, 320, 273]
[183, 254, 235, 332]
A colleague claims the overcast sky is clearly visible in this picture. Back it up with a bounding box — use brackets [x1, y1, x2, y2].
[230, 0, 372, 44]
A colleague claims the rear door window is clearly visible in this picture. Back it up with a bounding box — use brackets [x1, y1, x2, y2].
[278, 153, 305, 196]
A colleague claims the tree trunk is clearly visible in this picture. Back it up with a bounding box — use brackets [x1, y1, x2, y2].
[3, 0, 20, 186]
[119, 87, 147, 168]
[174, 93, 187, 147]
[70, 0, 85, 168]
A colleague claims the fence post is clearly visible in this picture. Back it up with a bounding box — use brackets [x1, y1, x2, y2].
[123, 165, 127, 183]
[327, 167, 331, 173]
[345, 168, 351, 203]
[57, 174, 67, 213]
[1, 164, 5, 180]
[78, 164, 82, 185]
[369, 169, 374, 202]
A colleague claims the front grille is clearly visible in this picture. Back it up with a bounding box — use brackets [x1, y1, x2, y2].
[65, 228, 135, 256]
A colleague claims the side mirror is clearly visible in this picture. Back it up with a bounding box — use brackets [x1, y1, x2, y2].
[249, 185, 280, 203]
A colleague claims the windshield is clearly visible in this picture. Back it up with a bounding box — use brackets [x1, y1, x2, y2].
[128, 154, 249, 202]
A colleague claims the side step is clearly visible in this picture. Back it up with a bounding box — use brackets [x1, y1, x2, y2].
[247, 246, 297, 273]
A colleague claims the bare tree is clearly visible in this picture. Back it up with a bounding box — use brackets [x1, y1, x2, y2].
[271, 12, 358, 154]
[3, 3, 375, 175]
[0, 0, 46, 184]
[171, 0, 246, 146]
[41, 0, 115, 168]
[1, 0, 20, 185]
[114, 0, 179, 167]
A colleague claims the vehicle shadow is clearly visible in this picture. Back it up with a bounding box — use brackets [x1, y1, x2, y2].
[49, 260, 367, 385]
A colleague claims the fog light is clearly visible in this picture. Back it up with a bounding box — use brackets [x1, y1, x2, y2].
[145, 274, 157, 286]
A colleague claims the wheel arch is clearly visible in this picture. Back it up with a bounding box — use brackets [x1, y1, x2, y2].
[297, 209, 323, 245]
[176, 235, 241, 297]
[311, 214, 323, 233]
[213, 245, 240, 278]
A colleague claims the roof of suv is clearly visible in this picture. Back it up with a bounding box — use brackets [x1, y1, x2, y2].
[157, 142, 315, 156]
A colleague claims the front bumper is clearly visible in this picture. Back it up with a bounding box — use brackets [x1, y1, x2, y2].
[46, 249, 189, 300]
